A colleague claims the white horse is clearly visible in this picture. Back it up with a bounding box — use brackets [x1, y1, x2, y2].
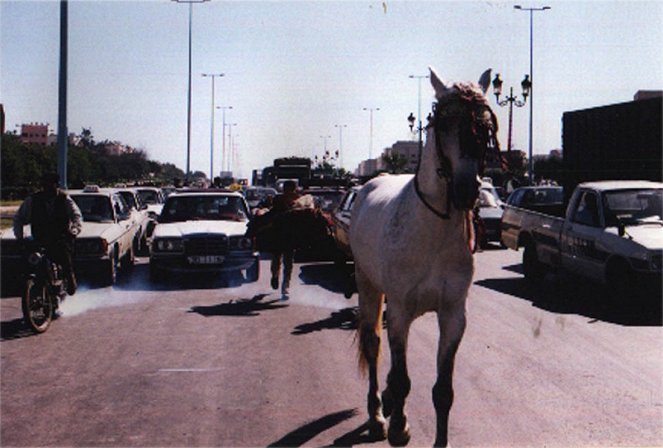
[350, 68, 497, 447]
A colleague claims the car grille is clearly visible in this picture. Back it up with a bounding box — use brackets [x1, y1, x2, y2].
[184, 235, 228, 255]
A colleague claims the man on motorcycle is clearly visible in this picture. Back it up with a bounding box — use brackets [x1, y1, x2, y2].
[13, 172, 82, 295]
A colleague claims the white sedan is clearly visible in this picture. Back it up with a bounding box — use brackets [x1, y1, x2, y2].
[149, 190, 259, 282]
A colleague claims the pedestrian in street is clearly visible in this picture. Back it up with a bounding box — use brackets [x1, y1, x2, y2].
[270, 180, 299, 300]
[13, 172, 82, 295]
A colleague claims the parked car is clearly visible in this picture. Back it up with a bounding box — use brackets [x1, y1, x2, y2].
[501, 180, 663, 297]
[332, 186, 361, 262]
[137, 186, 166, 240]
[505, 186, 564, 216]
[475, 188, 504, 248]
[149, 190, 259, 282]
[115, 187, 151, 254]
[68, 185, 139, 285]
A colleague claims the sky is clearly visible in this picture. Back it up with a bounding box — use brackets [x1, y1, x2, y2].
[2, 0, 662, 180]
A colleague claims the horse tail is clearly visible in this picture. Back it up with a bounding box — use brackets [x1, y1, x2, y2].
[357, 291, 385, 376]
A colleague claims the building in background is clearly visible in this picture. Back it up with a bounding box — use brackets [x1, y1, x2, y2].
[19, 123, 49, 145]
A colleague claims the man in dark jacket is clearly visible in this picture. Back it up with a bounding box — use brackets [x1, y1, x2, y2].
[270, 180, 299, 299]
[13, 172, 82, 295]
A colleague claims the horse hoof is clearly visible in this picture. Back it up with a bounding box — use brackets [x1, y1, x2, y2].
[367, 418, 387, 441]
[388, 424, 411, 447]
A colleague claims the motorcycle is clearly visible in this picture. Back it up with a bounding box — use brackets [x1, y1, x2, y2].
[22, 242, 69, 333]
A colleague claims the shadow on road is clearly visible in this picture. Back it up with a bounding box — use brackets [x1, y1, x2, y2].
[189, 294, 288, 317]
[292, 307, 358, 335]
[475, 273, 662, 327]
[299, 263, 352, 295]
[268, 408, 358, 447]
[0, 317, 36, 341]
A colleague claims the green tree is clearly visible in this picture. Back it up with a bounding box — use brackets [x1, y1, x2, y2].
[382, 152, 408, 174]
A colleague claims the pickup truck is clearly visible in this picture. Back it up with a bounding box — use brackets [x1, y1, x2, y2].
[501, 180, 663, 296]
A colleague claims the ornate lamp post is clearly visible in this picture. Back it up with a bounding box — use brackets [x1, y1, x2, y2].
[408, 74, 429, 153]
[491, 73, 531, 152]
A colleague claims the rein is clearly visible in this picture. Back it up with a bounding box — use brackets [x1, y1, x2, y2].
[413, 84, 500, 222]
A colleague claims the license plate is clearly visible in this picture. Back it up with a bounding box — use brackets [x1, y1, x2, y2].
[187, 255, 224, 265]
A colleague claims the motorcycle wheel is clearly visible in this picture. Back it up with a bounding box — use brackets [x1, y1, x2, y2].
[22, 278, 53, 333]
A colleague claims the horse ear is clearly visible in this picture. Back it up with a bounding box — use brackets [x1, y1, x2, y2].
[429, 66, 452, 96]
[478, 69, 491, 94]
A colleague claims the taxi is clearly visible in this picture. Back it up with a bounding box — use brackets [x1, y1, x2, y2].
[68, 185, 140, 285]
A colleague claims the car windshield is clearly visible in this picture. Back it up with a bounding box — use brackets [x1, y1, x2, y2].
[245, 188, 276, 201]
[71, 195, 114, 223]
[309, 192, 344, 212]
[603, 188, 663, 226]
[118, 191, 137, 209]
[138, 190, 161, 205]
[160, 196, 248, 223]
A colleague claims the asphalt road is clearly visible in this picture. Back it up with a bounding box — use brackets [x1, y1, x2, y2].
[1, 247, 661, 447]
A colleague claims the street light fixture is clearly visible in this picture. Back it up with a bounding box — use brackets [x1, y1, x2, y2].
[319, 135, 331, 167]
[362, 107, 380, 159]
[515, 4, 551, 183]
[216, 105, 233, 175]
[172, 0, 210, 181]
[491, 73, 530, 152]
[202, 73, 224, 181]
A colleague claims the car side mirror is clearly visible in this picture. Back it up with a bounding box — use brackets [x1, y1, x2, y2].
[618, 221, 626, 237]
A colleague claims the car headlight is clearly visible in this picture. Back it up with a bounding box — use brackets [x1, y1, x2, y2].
[75, 238, 108, 256]
[229, 236, 253, 251]
[154, 238, 184, 252]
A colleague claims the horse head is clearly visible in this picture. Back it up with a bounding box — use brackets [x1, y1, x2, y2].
[427, 67, 498, 211]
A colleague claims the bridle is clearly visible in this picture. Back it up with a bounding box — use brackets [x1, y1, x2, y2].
[414, 83, 500, 220]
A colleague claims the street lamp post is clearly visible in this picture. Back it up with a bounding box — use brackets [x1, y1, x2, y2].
[515, 4, 550, 183]
[173, 0, 210, 181]
[491, 73, 531, 152]
[227, 123, 237, 174]
[216, 105, 233, 175]
[202, 73, 224, 181]
[408, 74, 430, 153]
[362, 107, 380, 159]
[334, 124, 347, 170]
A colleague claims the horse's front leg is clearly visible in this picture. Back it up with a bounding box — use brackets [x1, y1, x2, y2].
[385, 311, 412, 446]
[357, 269, 387, 440]
[433, 301, 466, 447]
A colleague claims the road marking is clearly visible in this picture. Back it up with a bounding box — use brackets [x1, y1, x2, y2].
[157, 368, 221, 373]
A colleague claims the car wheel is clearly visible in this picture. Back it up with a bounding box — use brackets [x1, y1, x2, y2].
[121, 245, 135, 271]
[606, 258, 635, 301]
[523, 241, 545, 284]
[102, 252, 118, 286]
[149, 262, 164, 282]
[246, 259, 260, 283]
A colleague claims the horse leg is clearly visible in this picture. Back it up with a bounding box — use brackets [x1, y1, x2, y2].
[385, 309, 412, 446]
[356, 266, 387, 440]
[432, 301, 466, 447]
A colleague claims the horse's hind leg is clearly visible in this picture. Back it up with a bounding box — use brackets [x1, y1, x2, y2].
[384, 308, 412, 446]
[356, 266, 386, 440]
[433, 301, 466, 447]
